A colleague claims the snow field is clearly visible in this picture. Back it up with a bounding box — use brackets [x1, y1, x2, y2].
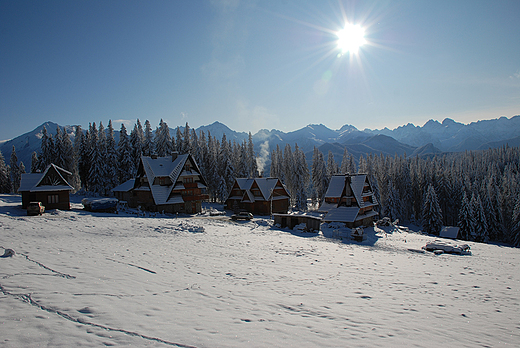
[1, 195, 519, 347]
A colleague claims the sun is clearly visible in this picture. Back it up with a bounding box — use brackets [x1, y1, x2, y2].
[336, 23, 366, 54]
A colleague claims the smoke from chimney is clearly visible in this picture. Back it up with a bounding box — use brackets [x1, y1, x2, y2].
[256, 141, 269, 175]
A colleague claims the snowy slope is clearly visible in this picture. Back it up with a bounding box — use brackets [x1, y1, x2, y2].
[0, 194, 519, 347]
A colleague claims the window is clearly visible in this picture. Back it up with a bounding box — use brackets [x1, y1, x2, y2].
[184, 177, 193, 183]
[48, 195, 59, 204]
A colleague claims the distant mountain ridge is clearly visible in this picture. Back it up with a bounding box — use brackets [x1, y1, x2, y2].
[1, 116, 519, 170]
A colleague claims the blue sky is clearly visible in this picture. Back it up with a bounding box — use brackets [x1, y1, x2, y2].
[1, 0, 519, 140]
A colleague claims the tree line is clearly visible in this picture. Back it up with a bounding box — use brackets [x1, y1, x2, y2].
[1, 119, 519, 246]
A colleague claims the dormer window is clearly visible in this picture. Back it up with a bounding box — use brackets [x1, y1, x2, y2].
[184, 177, 193, 184]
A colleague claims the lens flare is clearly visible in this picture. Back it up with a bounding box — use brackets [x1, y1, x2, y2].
[336, 24, 366, 54]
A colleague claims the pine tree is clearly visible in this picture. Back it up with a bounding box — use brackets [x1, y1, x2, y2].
[219, 134, 235, 200]
[311, 147, 328, 205]
[105, 120, 119, 193]
[247, 132, 258, 178]
[143, 120, 153, 156]
[385, 180, 401, 221]
[326, 150, 337, 182]
[176, 127, 183, 153]
[458, 191, 475, 241]
[60, 127, 74, 172]
[155, 119, 172, 156]
[511, 197, 520, 247]
[183, 122, 192, 154]
[70, 125, 83, 191]
[54, 126, 65, 168]
[31, 152, 39, 173]
[292, 145, 309, 211]
[0, 151, 11, 193]
[130, 121, 144, 166]
[87, 122, 105, 195]
[471, 193, 489, 242]
[422, 184, 443, 235]
[117, 124, 135, 184]
[10, 146, 20, 193]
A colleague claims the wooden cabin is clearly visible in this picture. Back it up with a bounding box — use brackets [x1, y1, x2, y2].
[128, 153, 208, 214]
[319, 174, 379, 228]
[19, 164, 74, 210]
[225, 177, 290, 215]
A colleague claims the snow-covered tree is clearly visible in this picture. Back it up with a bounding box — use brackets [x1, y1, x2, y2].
[326, 150, 337, 182]
[511, 197, 520, 247]
[385, 180, 401, 222]
[130, 120, 144, 166]
[143, 120, 153, 156]
[471, 193, 489, 242]
[105, 120, 119, 193]
[31, 152, 39, 173]
[0, 151, 11, 193]
[117, 124, 135, 185]
[87, 123, 105, 195]
[155, 119, 172, 157]
[75, 125, 89, 191]
[311, 147, 328, 206]
[292, 145, 309, 211]
[422, 184, 443, 235]
[183, 122, 192, 154]
[458, 191, 475, 241]
[10, 146, 20, 193]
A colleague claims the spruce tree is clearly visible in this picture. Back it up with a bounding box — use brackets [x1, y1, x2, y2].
[0, 151, 11, 193]
[458, 191, 475, 240]
[106, 120, 119, 193]
[117, 124, 136, 184]
[471, 193, 489, 242]
[511, 197, 520, 247]
[31, 152, 39, 173]
[143, 120, 153, 156]
[10, 146, 20, 193]
[422, 184, 443, 235]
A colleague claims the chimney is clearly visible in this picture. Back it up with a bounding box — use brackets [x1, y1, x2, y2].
[172, 151, 178, 161]
[151, 154, 158, 159]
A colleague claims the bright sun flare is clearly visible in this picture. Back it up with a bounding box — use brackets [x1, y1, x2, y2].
[336, 24, 366, 54]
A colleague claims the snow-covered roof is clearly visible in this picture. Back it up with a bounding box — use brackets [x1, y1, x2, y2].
[325, 176, 345, 198]
[440, 226, 460, 239]
[112, 179, 135, 192]
[350, 175, 366, 208]
[323, 207, 360, 223]
[318, 202, 337, 213]
[139, 154, 205, 206]
[229, 177, 289, 203]
[19, 164, 74, 192]
[19, 173, 43, 192]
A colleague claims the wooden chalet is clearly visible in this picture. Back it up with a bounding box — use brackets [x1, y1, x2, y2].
[19, 164, 75, 210]
[319, 174, 379, 228]
[128, 153, 208, 214]
[225, 177, 290, 215]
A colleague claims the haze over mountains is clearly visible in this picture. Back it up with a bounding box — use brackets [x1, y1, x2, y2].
[1, 116, 520, 170]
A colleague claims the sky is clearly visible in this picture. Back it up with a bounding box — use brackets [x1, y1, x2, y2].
[1, 0, 519, 141]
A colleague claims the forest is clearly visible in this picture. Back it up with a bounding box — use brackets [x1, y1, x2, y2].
[1, 119, 519, 247]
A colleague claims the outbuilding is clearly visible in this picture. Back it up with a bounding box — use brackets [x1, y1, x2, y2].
[19, 164, 75, 210]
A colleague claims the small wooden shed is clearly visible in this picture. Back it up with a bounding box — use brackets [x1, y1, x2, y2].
[273, 214, 322, 232]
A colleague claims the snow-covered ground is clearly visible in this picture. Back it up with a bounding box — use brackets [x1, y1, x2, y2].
[1, 194, 518, 347]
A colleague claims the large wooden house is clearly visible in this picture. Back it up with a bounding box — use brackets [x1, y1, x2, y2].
[225, 177, 290, 215]
[19, 163, 75, 210]
[319, 174, 379, 228]
[127, 153, 208, 214]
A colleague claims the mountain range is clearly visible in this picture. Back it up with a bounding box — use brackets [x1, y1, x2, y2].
[1, 116, 519, 171]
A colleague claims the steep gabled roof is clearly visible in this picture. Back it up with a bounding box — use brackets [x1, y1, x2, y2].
[325, 176, 345, 198]
[138, 154, 204, 206]
[230, 177, 290, 203]
[19, 163, 74, 192]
